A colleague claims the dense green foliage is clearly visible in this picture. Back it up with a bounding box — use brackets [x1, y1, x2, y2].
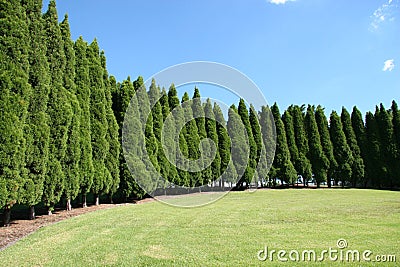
[21, 0, 50, 219]
[1, 0, 399, 226]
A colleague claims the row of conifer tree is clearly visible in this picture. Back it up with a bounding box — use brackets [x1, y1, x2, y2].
[1, 0, 399, 225]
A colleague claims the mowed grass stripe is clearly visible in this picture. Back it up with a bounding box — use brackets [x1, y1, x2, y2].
[0, 189, 399, 266]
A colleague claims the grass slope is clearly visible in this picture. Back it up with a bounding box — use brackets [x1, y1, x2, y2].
[0, 189, 399, 266]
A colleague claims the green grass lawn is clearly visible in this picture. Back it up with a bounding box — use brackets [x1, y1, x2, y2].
[1, 189, 399, 266]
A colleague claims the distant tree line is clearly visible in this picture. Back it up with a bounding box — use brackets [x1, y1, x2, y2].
[1, 0, 399, 226]
[269, 102, 400, 190]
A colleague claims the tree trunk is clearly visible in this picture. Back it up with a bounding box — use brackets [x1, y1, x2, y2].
[29, 206, 35, 220]
[47, 208, 52, 216]
[109, 194, 114, 204]
[66, 198, 72, 211]
[82, 194, 87, 208]
[95, 195, 99, 206]
[2, 206, 11, 227]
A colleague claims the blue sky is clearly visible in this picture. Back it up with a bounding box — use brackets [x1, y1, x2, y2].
[45, 0, 399, 116]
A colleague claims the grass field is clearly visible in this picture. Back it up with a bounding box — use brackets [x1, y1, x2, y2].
[0, 189, 399, 266]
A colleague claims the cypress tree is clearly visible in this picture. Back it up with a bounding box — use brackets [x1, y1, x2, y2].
[60, 14, 82, 211]
[192, 88, 207, 139]
[0, 0, 31, 225]
[42, 0, 73, 214]
[213, 103, 231, 187]
[376, 104, 397, 188]
[258, 106, 276, 186]
[192, 88, 213, 185]
[168, 83, 180, 111]
[135, 79, 159, 192]
[237, 99, 257, 188]
[270, 104, 297, 186]
[329, 111, 353, 187]
[365, 111, 382, 187]
[204, 99, 221, 185]
[118, 78, 145, 199]
[290, 105, 312, 186]
[341, 107, 365, 187]
[350, 106, 368, 187]
[145, 79, 161, 176]
[168, 84, 189, 186]
[21, 0, 50, 220]
[158, 88, 179, 186]
[392, 101, 400, 151]
[391, 100, 400, 186]
[249, 104, 263, 185]
[160, 87, 171, 121]
[74, 37, 94, 207]
[249, 105, 263, 164]
[182, 92, 202, 187]
[304, 105, 328, 187]
[122, 80, 151, 196]
[87, 39, 109, 205]
[101, 53, 120, 201]
[148, 80, 163, 140]
[282, 110, 299, 178]
[227, 105, 249, 185]
[315, 106, 336, 187]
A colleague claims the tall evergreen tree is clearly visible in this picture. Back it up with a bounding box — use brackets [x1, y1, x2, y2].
[249, 105, 263, 163]
[304, 105, 328, 187]
[351, 106, 368, 187]
[117, 78, 145, 199]
[182, 92, 202, 187]
[74, 37, 94, 207]
[282, 110, 299, 178]
[135, 79, 159, 192]
[21, 0, 50, 220]
[168, 84, 189, 186]
[87, 39, 109, 205]
[192, 88, 212, 185]
[391, 100, 400, 186]
[315, 106, 336, 187]
[144, 79, 160, 176]
[258, 106, 276, 186]
[365, 111, 382, 187]
[329, 111, 353, 187]
[290, 105, 312, 186]
[237, 99, 257, 188]
[0, 0, 31, 225]
[376, 104, 397, 187]
[213, 103, 231, 187]
[227, 105, 249, 185]
[204, 99, 221, 184]
[160, 87, 171, 121]
[122, 79, 152, 196]
[101, 53, 120, 201]
[249, 104, 263, 185]
[341, 107, 365, 187]
[42, 0, 73, 214]
[270, 104, 297, 185]
[158, 87, 179, 186]
[60, 14, 82, 211]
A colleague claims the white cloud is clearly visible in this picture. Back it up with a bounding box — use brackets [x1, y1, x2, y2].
[383, 59, 395, 71]
[269, 0, 296, 5]
[370, 0, 398, 31]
